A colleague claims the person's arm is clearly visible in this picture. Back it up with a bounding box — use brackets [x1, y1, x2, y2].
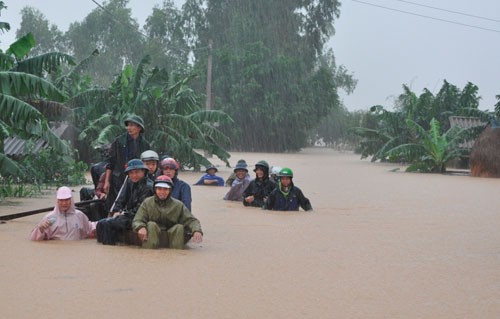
[77, 211, 95, 238]
[216, 176, 225, 186]
[203, 177, 218, 185]
[179, 182, 192, 211]
[132, 201, 149, 241]
[95, 173, 107, 200]
[263, 190, 275, 210]
[179, 205, 203, 240]
[296, 188, 313, 211]
[29, 215, 53, 241]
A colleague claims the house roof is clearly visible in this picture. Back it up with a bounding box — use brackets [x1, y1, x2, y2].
[4, 122, 69, 158]
[448, 116, 485, 149]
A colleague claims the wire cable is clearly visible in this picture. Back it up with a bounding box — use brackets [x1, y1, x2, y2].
[391, 0, 500, 24]
[352, 0, 500, 34]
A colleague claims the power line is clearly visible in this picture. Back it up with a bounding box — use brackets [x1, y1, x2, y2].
[352, 0, 500, 34]
[90, 0, 149, 38]
[391, 0, 500, 24]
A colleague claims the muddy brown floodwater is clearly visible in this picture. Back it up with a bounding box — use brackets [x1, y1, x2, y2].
[1, 148, 500, 318]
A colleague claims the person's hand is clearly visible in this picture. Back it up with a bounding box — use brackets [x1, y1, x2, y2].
[98, 193, 107, 200]
[112, 211, 123, 217]
[137, 228, 148, 242]
[192, 231, 203, 243]
[244, 195, 254, 203]
[103, 180, 110, 194]
[38, 220, 51, 232]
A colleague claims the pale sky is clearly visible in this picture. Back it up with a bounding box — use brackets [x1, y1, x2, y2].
[2, 0, 500, 112]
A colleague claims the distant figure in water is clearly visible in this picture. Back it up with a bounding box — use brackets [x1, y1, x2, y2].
[225, 159, 247, 186]
[194, 166, 225, 186]
[30, 186, 96, 241]
[242, 160, 276, 208]
[223, 161, 251, 201]
[264, 167, 313, 212]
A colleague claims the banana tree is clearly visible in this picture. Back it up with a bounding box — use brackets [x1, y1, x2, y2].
[386, 118, 472, 173]
[0, 33, 73, 177]
[75, 55, 233, 169]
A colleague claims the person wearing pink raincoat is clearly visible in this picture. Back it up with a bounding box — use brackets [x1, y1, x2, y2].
[30, 186, 96, 241]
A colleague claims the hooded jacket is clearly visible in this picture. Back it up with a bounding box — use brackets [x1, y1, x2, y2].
[242, 176, 276, 207]
[132, 195, 202, 235]
[264, 181, 313, 211]
[30, 198, 95, 240]
[171, 177, 192, 211]
[224, 173, 251, 201]
[113, 175, 154, 216]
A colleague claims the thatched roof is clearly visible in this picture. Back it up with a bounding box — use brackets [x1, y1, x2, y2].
[470, 123, 500, 177]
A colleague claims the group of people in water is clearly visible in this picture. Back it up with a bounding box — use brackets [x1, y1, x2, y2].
[30, 115, 312, 249]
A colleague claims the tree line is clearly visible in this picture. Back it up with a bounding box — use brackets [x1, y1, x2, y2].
[3, 0, 498, 186]
[13, 0, 356, 155]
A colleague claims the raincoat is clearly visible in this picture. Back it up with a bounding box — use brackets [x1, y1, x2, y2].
[30, 200, 95, 241]
[264, 182, 313, 211]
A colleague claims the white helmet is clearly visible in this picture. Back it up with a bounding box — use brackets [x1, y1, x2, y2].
[140, 150, 159, 161]
[271, 166, 282, 175]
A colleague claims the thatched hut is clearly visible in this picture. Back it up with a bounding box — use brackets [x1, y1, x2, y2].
[470, 121, 500, 177]
[448, 116, 484, 169]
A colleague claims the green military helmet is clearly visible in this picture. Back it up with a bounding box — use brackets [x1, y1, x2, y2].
[124, 158, 148, 173]
[253, 160, 269, 171]
[278, 167, 293, 178]
[124, 114, 145, 133]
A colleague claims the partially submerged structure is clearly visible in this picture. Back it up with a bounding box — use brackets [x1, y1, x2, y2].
[448, 116, 485, 169]
[470, 119, 500, 177]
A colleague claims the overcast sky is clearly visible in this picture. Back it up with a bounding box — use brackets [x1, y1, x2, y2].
[2, 0, 500, 112]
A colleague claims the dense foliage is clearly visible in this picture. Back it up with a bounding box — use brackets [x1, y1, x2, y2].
[15, 0, 356, 153]
[351, 81, 491, 172]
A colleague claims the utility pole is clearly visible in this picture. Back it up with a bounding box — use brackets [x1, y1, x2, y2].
[205, 38, 213, 112]
[204, 39, 213, 158]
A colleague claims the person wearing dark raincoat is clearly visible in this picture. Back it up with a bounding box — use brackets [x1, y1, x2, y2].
[103, 115, 150, 212]
[96, 159, 154, 245]
[264, 167, 313, 211]
[242, 160, 276, 208]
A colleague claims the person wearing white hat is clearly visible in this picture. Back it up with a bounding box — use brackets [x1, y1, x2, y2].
[133, 175, 203, 249]
[30, 186, 96, 241]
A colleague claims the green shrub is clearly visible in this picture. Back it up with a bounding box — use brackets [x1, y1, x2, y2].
[20, 147, 88, 186]
[0, 176, 40, 199]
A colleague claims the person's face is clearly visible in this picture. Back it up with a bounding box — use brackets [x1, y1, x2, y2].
[128, 169, 145, 183]
[207, 168, 217, 175]
[155, 187, 171, 200]
[57, 198, 72, 212]
[126, 122, 141, 137]
[255, 168, 265, 179]
[143, 160, 157, 174]
[235, 169, 246, 179]
[162, 167, 176, 178]
[280, 176, 292, 187]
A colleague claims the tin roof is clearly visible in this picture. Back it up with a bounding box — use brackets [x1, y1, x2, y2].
[4, 122, 69, 158]
[448, 116, 485, 149]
